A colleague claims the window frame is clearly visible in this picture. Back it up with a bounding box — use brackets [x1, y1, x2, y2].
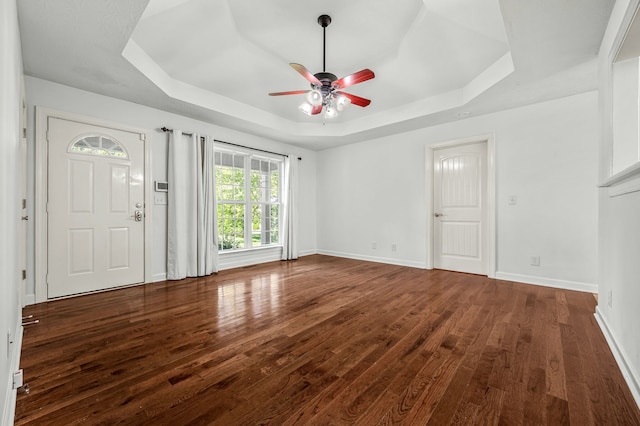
[215, 145, 283, 252]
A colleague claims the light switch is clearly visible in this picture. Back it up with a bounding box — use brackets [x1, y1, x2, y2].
[154, 193, 168, 205]
[508, 195, 518, 205]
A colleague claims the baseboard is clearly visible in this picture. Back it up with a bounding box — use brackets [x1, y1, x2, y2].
[494, 272, 597, 293]
[298, 249, 318, 257]
[2, 321, 23, 426]
[152, 273, 167, 283]
[316, 250, 426, 269]
[151, 250, 318, 282]
[595, 307, 640, 409]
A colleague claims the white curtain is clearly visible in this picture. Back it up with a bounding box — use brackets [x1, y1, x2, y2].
[167, 131, 218, 280]
[281, 156, 299, 260]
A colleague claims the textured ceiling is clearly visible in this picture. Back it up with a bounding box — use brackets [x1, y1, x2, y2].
[18, 0, 615, 150]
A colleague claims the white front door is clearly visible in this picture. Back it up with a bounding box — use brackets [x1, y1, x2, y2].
[433, 142, 487, 275]
[47, 117, 145, 298]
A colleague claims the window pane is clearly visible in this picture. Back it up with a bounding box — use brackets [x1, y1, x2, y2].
[219, 168, 232, 185]
[86, 136, 100, 148]
[250, 170, 260, 201]
[69, 135, 128, 159]
[234, 218, 245, 249]
[252, 204, 261, 231]
[233, 168, 244, 185]
[270, 205, 279, 227]
[233, 186, 243, 201]
[102, 138, 115, 150]
[215, 151, 281, 251]
[271, 171, 279, 202]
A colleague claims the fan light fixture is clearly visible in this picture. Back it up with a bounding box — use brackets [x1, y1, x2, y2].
[306, 88, 323, 107]
[269, 15, 375, 119]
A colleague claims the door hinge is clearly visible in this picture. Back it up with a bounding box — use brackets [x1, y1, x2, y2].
[140, 133, 146, 142]
[22, 199, 26, 209]
[22, 270, 26, 280]
[22, 128, 27, 138]
[21, 216, 28, 221]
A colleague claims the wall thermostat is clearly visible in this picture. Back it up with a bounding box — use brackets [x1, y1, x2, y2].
[155, 181, 168, 192]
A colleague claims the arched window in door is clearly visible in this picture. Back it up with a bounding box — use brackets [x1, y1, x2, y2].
[69, 135, 129, 159]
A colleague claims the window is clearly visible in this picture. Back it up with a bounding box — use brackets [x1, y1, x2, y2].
[69, 135, 128, 158]
[215, 149, 281, 251]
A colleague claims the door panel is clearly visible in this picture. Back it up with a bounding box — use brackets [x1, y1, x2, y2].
[69, 160, 94, 212]
[69, 228, 94, 274]
[48, 117, 145, 298]
[108, 227, 130, 270]
[441, 222, 480, 257]
[433, 143, 487, 275]
[110, 165, 130, 212]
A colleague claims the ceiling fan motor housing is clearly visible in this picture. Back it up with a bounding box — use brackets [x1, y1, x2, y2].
[314, 71, 338, 98]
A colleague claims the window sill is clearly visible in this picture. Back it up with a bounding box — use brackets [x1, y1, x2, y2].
[600, 162, 640, 197]
[219, 245, 283, 256]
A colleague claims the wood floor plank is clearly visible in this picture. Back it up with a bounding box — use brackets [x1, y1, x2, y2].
[15, 255, 640, 425]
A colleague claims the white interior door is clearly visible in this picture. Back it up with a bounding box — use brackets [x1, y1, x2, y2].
[19, 95, 27, 307]
[47, 117, 145, 298]
[433, 142, 487, 275]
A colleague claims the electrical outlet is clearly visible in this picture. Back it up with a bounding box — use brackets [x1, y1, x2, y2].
[371, 242, 377, 250]
[508, 195, 518, 205]
[391, 243, 397, 251]
[530, 256, 540, 266]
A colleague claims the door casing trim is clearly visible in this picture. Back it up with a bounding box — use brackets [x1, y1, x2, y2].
[425, 134, 496, 278]
[35, 107, 153, 302]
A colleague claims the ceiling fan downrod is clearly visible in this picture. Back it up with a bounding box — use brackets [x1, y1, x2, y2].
[318, 14, 331, 72]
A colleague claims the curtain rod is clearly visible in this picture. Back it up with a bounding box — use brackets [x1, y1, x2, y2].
[160, 127, 301, 160]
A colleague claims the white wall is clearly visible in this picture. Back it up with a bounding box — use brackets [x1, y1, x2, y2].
[1, 0, 24, 422]
[596, 0, 640, 406]
[24, 76, 317, 295]
[317, 91, 599, 291]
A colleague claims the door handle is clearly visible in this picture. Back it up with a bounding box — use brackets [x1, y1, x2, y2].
[132, 210, 143, 221]
[434, 213, 444, 217]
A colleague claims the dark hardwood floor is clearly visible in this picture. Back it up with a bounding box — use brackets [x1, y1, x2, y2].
[15, 255, 640, 425]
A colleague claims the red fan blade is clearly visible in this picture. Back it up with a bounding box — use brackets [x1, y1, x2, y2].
[290, 63, 322, 86]
[332, 69, 375, 90]
[337, 91, 371, 107]
[311, 104, 323, 115]
[269, 90, 309, 96]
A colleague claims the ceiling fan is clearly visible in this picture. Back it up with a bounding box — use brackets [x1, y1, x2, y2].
[269, 14, 375, 118]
